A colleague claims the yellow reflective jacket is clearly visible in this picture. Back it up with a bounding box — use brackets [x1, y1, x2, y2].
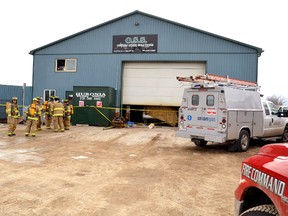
[51, 101, 64, 117]
[6, 102, 20, 118]
[26, 103, 40, 121]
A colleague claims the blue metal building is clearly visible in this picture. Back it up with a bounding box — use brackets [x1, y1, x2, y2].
[29, 10, 263, 110]
[0, 84, 32, 120]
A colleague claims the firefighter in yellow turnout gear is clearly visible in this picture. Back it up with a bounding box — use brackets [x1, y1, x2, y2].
[44, 96, 54, 129]
[36, 96, 43, 131]
[6, 97, 20, 136]
[25, 98, 41, 137]
[63, 99, 71, 130]
[51, 96, 65, 132]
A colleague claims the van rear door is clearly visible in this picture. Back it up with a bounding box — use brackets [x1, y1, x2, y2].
[185, 88, 219, 129]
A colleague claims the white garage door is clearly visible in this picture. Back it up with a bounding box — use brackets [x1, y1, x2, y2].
[122, 62, 206, 106]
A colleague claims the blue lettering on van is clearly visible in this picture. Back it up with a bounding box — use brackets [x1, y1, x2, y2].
[187, 115, 192, 121]
[197, 117, 216, 122]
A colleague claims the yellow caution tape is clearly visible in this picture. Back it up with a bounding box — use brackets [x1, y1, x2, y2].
[0, 104, 27, 108]
[73, 105, 178, 113]
[1, 103, 178, 113]
[92, 107, 112, 123]
[0, 104, 178, 125]
[73, 105, 178, 125]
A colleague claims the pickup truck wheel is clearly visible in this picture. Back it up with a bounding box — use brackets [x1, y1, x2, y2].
[240, 204, 278, 216]
[236, 130, 250, 152]
[192, 139, 208, 147]
[281, 126, 288, 142]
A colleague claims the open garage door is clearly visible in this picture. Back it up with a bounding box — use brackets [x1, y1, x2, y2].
[122, 62, 206, 106]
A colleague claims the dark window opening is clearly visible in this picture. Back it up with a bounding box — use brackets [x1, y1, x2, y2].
[57, 59, 65, 71]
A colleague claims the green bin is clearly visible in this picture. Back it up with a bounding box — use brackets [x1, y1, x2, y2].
[71, 86, 116, 127]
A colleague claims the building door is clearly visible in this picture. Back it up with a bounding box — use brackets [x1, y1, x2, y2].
[122, 62, 206, 106]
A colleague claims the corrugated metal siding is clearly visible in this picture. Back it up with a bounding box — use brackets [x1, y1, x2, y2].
[32, 55, 119, 101]
[31, 13, 260, 106]
[34, 14, 256, 55]
[0, 84, 33, 118]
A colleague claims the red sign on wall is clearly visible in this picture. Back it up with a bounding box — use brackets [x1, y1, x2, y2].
[96, 101, 102, 107]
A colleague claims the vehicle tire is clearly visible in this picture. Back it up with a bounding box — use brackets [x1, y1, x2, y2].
[236, 130, 250, 152]
[240, 204, 279, 216]
[192, 139, 208, 147]
[281, 126, 288, 142]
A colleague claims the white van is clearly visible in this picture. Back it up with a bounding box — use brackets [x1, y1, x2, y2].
[176, 82, 288, 151]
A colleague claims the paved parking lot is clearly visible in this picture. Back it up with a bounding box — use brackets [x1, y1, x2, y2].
[0, 124, 260, 215]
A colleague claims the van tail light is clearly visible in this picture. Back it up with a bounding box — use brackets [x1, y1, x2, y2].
[221, 118, 227, 129]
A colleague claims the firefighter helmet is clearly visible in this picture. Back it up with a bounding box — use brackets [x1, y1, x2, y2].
[63, 99, 69, 103]
[11, 97, 18, 101]
[33, 98, 38, 102]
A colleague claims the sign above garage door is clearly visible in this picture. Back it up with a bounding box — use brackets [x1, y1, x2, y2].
[113, 35, 157, 53]
[122, 62, 206, 106]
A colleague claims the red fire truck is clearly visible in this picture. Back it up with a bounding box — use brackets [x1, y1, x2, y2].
[235, 143, 288, 216]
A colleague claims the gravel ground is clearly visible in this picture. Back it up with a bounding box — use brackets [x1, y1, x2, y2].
[0, 123, 261, 216]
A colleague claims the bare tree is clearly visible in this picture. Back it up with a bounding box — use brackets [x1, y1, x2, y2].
[266, 94, 287, 106]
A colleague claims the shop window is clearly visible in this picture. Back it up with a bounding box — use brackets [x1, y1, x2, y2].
[55, 59, 77, 72]
[43, 89, 56, 101]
